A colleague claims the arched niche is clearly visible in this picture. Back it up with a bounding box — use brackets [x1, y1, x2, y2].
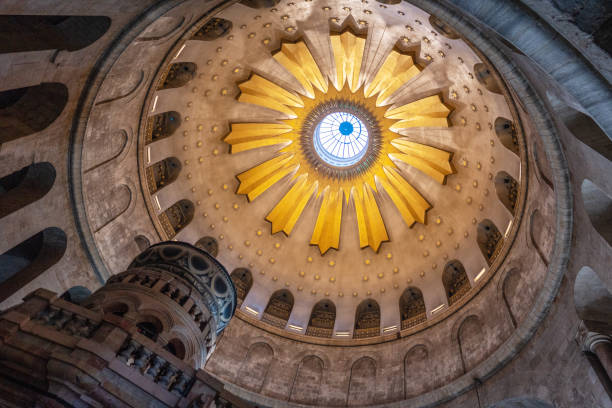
[158, 62, 197, 90]
[160, 199, 194, 238]
[581, 179, 612, 247]
[146, 111, 181, 144]
[305, 299, 336, 338]
[89, 184, 132, 232]
[195, 236, 219, 257]
[230, 268, 253, 305]
[347, 357, 376, 406]
[377, 0, 401, 4]
[103, 302, 129, 317]
[145, 157, 181, 193]
[532, 141, 554, 190]
[429, 15, 460, 39]
[239, 0, 281, 9]
[289, 355, 324, 404]
[404, 345, 430, 398]
[0, 83, 68, 144]
[60, 286, 91, 305]
[494, 117, 519, 156]
[495, 171, 519, 215]
[134, 235, 151, 252]
[164, 338, 186, 360]
[457, 315, 485, 372]
[399, 287, 427, 329]
[477, 219, 503, 265]
[474, 63, 502, 94]
[442, 260, 471, 305]
[237, 342, 274, 392]
[0, 227, 67, 302]
[488, 397, 554, 408]
[574, 266, 612, 332]
[0, 15, 110, 53]
[501, 268, 522, 328]
[354, 299, 380, 339]
[262, 289, 294, 329]
[0, 162, 55, 219]
[559, 106, 612, 161]
[193, 18, 233, 41]
[136, 316, 163, 341]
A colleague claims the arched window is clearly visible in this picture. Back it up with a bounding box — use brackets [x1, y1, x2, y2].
[581, 179, 612, 247]
[0, 15, 110, 53]
[494, 117, 519, 156]
[145, 157, 181, 193]
[353, 299, 380, 339]
[0, 83, 68, 144]
[495, 171, 519, 214]
[136, 316, 163, 341]
[442, 260, 471, 305]
[195, 236, 219, 257]
[192, 18, 233, 40]
[160, 199, 194, 238]
[0, 227, 67, 302]
[164, 338, 186, 360]
[474, 63, 502, 94]
[158, 63, 197, 90]
[103, 302, 129, 317]
[428, 15, 460, 39]
[399, 287, 426, 329]
[0, 162, 55, 219]
[146, 111, 181, 144]
[477, 219, 503, 265]
[558, 106, 611, 161]
[60, 286, 91, 304]
[306, 299, 336, 338]
[230, 268, 253, 305]
[262, 289, 294, 329]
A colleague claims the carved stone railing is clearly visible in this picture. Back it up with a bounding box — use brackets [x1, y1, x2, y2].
[354, 327, 380, 339]
[401, 313, 427, 330]
[33, 303, 101, 339]
[449, 283, 471, 306]
[261, 313, 287, 329]
[305, 326, 333, 338]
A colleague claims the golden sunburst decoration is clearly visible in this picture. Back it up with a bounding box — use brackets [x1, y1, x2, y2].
[224, 30, 455, 254]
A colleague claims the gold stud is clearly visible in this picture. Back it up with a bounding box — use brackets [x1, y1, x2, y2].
[393, 267, 399, 274]
[329, 276, 336, 282]
[256, 249, 263, 256]
[328, 260, 335, 267]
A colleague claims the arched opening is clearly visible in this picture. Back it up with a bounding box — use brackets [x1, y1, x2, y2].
[443, 260, 471, 305]
[0, 15, 111, 53]
[306, 299, 336, 338]
[134, 235, 151, 252]
[0, 83, 68, 144]
[103, 302, 129, 317]
[353, 299, 380, 339]
[164, 338, 186, 360]
[559, 106, 612, 161]
[158, 62, 197, 90]
[193, 18, 233, 40]
[230, 268, 253, 306]
[146, 111, 181, 144]
[195, 236, 219, 257]
[161, 199, 194, 238]
[0, 227, 67, 302]
[581, 179, 612, 247]
[347, 357, 376, 405]
[145, 157, 181, 193]
[239, 0, 281, 9]
[136, 316, 163, 341]
[262, 289, 294, 329]
[574, 266, 612, 332]
[0, 162, 55, 219]
[495, 171, 519, 214]
[477, 219, 503, 265]
[289, 355, 324, 404]
[399, 287, 427, 329]
[428, 15, 460, 39]
[60, 286, 91, 305]
[474, 63, 502, 94]
[494, 117, 519, 156]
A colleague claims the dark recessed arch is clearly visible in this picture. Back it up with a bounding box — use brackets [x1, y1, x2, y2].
[0, 227, 67, 302]
[0, 15, 110, 53]
[158, 62, 197, 90]
[161, 199, 194, 238]
[474, 63, 502, 94]
[230, 268, 253, 305]
[559, 106, 612, 161]
[429, 15, 460, 39]
[193, 18, 233, 40]
[146, 157, 181, 193]
[0, 83, 68, 144]
[262, 289, 294, 328]
[399, 287, 427, 329]
[146, 111, 181, 144]
[0, 162, 55, 219]
[239, 0, 281, 9]
[494, 171, 519, 215]
[136, 316, 163, 341]
[195, 236, 219, 257]
[581, 179, 612, 247]
[60, 286, 91, 305]
[354, 299, 380, 339]
[494, 117, 519, 156]
[477, 219, 503, 265]
[134, 235, 151, 252]
[164, 338, 186, 360]
[306, 299, 336, 338]
[442, 260, 471, 305]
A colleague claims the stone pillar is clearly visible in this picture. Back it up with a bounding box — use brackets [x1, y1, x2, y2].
[584, 331, 612, 382]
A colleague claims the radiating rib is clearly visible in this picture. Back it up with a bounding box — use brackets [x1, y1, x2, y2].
[239, 75, 304, 117]
[274, 42, 328, 98]
[385, 94, 451, 130]
[390, 139, 454, 184]
[236, 153, 298, 201]
[330, 31, 365, 93]
[266, 175, 317, 235]
[353, 184, 388, 252]
[364, 50, 422, 106]
[380, 166, 431, 226]
[225, 123, 294, 153]
[311, 187, 343, 254]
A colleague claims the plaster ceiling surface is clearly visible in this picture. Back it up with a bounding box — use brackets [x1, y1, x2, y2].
[139, 0, 524, 340]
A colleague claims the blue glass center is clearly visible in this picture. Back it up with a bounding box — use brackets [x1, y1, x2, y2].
[339, 121, 354, 135]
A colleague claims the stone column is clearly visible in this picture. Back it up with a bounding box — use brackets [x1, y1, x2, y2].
[584, 331, 612, 382]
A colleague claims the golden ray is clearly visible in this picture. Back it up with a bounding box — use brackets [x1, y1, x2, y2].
[364, 50, 422, 106]
[385, 94, 451, 130]
[390, 139, 454, 184]
[225, 123, 294, 153]
[273, 42, 328, 98]
[311, 187, 344, 254]
[236, 153, 298, 201]
[266, 175, 317, 235]
[239, 75, 303, 117]
[380, 166, 430, 226]
[353, 185, 388, 251]
[330, 31, 365, 92]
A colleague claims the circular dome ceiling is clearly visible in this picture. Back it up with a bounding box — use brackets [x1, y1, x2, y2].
[133, 0, 525, 343]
